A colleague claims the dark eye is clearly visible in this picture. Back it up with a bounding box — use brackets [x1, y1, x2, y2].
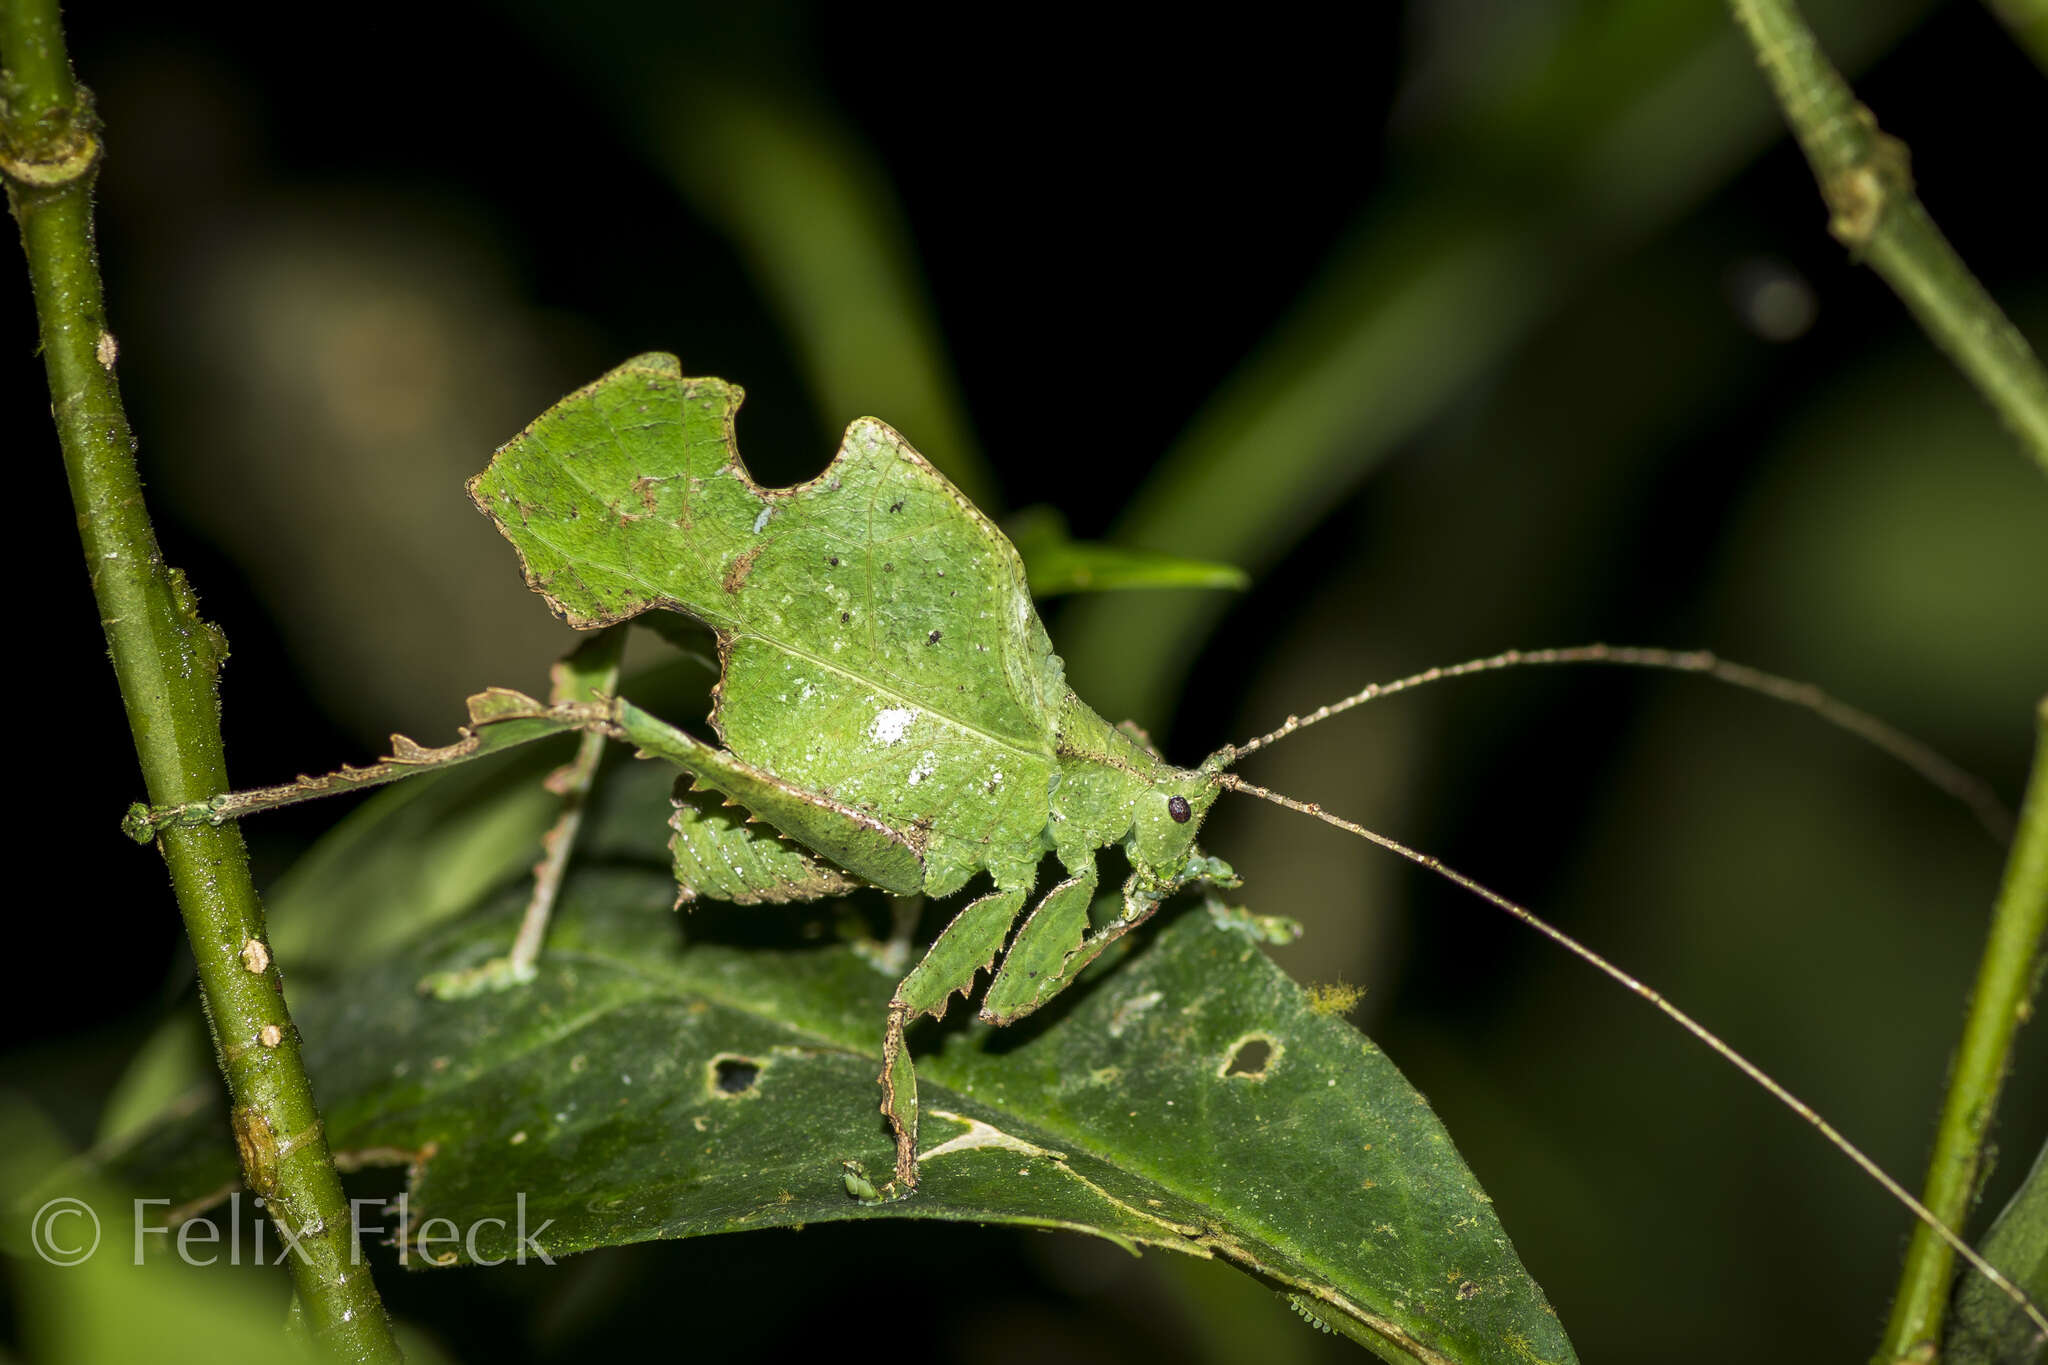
[1167, 795, 1192, 824]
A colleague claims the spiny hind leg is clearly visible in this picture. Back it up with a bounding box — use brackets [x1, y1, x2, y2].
[667, 780, 862, 906]
[873, 885, 1031, 1196]
[424, 628, 626, 998]
[1051, 871, 1164, 987]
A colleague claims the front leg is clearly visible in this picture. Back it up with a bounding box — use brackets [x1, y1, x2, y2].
[979, 850, 1238, 1029]
[980, 859, 1100, 1025]
[1031, 854, 1238, 1001]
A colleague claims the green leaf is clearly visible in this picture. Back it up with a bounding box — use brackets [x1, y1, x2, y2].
[94, 783, 1573, 1364]
[1008, 506, 1249, 597]
[1947, 1138, 2048, 1365]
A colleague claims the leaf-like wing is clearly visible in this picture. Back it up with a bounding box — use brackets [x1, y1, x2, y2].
[470, 354, 1066, 893]
[95, 866, 1577, 1365]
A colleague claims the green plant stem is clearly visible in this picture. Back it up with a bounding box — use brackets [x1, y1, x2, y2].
[1726, 0, 2048, 477]
[1728, 2, 2048, 1348]
[1, 4, 402, 1361]
[1877, 699, 2048, 1362]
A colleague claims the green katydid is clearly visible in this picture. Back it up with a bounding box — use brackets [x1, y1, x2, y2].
[130, 353, 2044, 1330]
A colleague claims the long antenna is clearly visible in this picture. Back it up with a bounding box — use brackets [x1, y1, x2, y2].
[1216, 772, 2047, 1339]
[1231, 645, 2013, 842]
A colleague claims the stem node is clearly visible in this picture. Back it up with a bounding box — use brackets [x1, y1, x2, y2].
[1821, 106, 1911, 251]
[0, 79, 98, 191]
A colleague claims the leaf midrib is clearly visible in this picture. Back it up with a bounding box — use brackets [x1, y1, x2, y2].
[501, 938, 1429, 1335]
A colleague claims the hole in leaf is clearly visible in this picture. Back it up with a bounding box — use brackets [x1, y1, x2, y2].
[710, 1055, 761, 1097]
[1220, 1033, 1280, 1080]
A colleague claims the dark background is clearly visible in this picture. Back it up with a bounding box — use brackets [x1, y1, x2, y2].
[5, 1, 2045, 1361]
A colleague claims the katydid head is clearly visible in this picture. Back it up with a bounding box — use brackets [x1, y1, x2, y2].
[1123, 751, 1237, 890]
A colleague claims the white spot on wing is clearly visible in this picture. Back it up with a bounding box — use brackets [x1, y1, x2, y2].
[869, 708, 917, 746]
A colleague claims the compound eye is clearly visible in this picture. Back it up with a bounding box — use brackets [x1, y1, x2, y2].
[1167, 795, 1192, 824]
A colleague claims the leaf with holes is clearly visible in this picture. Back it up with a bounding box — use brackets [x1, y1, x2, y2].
[92, 831, 1575, 1363]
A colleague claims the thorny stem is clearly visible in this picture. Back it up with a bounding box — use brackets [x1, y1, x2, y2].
[1216, 772, 2048, 1338]
[1877, 699, 2048, 1363]
[1232, 645, 2014, 842]
[1724, 0, 2048, 476]
[1, 4, 402, 1360]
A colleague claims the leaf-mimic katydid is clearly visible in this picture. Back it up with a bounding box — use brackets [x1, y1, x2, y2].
[131, 354, 2046, 1334]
